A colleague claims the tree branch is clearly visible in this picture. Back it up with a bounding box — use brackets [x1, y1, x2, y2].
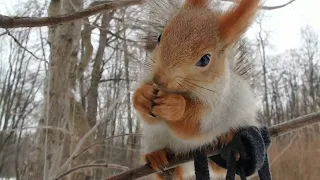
[5, 29, 47, 63]
[268, 111, 320, 137]
[54, 163, 129, 180]
[104, 111, 320, 180]
[99, 78, 137, 83]
[0, 0, 297, 28]
[72, 133, 141, 161]
[0, 0, 142, 28]
[260, 0, 297, 10]
[55, 95, 127, 177]
[222, 0, 297, 10]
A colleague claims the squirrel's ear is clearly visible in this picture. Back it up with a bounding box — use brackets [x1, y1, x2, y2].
[217, 0, 259, 46]
[184, 0, 208, 8]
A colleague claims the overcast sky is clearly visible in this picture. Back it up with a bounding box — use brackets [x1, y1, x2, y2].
[1, 0, 320, 54]
[247, 0, 320, 54]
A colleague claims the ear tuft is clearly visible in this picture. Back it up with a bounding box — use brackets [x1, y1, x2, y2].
[217, 0, 260, 46]
[184, 0, 208, 8]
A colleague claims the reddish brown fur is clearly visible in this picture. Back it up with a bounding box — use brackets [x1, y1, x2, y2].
[219, 129, 236, 145]
[174, 166, 183, 180]
[133, 0, 260, 178]
[153, 8, 226, 95]
[149, 0, 260, 140]
[184, 0, 208, 8]
[164, 95, 204, 139]
[218, 0, 259, 45]
[155, 174, 164, 180]
[133, 82, 160, 125]
[152, 90, 186, 121]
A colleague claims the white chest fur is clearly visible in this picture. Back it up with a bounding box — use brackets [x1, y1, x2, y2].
[141, 120, 215, 154]
[139, 71, 259, 154]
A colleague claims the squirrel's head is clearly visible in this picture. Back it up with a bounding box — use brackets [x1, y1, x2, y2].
[150, 0, 259, 95]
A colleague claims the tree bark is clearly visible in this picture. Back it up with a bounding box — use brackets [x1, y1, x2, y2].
[25, 0, 83, 179]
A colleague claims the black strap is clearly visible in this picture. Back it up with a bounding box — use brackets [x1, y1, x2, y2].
[193, 148, 210, 180]
[257, 154, 271, 180]
[207, 126, 272, 180]
[223, 147, 271, 180]
[220, 135, 248, 180]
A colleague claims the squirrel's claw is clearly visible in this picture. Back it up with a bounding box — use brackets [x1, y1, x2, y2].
[144, 148, 169, 171]
[151, 91, 186, 121]
[218, 130, 241, 161]
[219, 130, 236, 146]
[133, 83, 160, 124]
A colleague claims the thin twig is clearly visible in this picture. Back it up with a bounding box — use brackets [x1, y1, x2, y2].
[104, 111, 320, 180]
[270, 133, 298, 165]
[5, 29, 48, 63]
[0, 31, 8, 37]
[54, 163, 129, 180]
[222, 0, 297, 10]
[260, 0, 297, 10]
[55, 95, 127, 177]
[72, 133, 142, 160]
[0, 125, 72, 135]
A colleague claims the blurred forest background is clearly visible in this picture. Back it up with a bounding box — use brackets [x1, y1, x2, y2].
[0, 0, 319, 180]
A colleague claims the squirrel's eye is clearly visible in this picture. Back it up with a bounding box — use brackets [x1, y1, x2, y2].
[157, 34, 161, 42]
[196, 54, 211, 67]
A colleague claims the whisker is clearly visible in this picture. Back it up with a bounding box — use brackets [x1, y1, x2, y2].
[183, 79, 221, 95]
[174, 79, 188, 92]
[145, 54, 155, 63]
[181, 79, 254, 117]
[177, 79, 209, 102]
[176, 75, 245, 90]
[176, 76, 212, 83]
[183, 81, 209, 98]
[142, 63, 153, 68]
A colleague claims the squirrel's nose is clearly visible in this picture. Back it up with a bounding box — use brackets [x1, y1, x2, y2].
[153, 74, 168, 88]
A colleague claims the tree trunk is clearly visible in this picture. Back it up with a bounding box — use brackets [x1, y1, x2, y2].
[25, 0, 83, 179]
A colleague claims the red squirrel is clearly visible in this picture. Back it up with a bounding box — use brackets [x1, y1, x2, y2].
[133, 0, 261, 179]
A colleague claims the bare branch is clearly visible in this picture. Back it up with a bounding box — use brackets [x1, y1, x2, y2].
[5, 29, 48, 63]
[222, 0, 297, 10]
[0, 0, 142, 28]
[54, 163, 129, 180]
[260, 0, 297, 10]
[99, 78, 137, 83]
[104, 111, 320, 180]
[72, 133, 141, 161]
[105, 148, 218, 180]
[55, 95, 127, 176]
[268, 111, 320, 137]
[270, 133, 298, 165]
[0, 126, 72, 135]
[0, 31, 7, 37]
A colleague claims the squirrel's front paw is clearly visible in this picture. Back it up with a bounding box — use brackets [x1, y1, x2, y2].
[144, 148, 169, 171]
[219, 130, 235, 146]
[218, 130, 240, 161]
[152, 91, 186, 121]
[133, 83, 158, 124]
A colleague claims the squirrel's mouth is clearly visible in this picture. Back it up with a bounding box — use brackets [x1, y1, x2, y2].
[152, 83, 189, 96]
